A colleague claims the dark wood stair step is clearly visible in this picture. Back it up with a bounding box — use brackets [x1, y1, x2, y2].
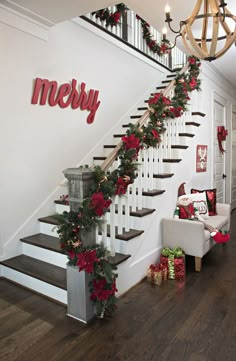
[156, 86, 166, 90]
[93, 156, 107, 161]
[137, 107, 148, 111]
[162, 80, 172, 84]
[0, 255, 67, 290]
[163, 159, 182, 163]
[130, 115, 142, 119]
[142, 189, 165, 196]
[108, 253, 131, 266]
[166, 74, 177, 78]
[114, 134, 126, 138]
[99, 226, 144, 241]
[122, 124, 130, 128]
[104, 145, 116, 149]
[38, 215, 60, 226]
[153, 173, 174, 178]
[21, 233, 61, 253]
[171, 145, 189, 149]
[186, 121, 200, 127]
[179, 133, 195, 137]
[191, 112, 206, 117]
[108, 206, 155, 217]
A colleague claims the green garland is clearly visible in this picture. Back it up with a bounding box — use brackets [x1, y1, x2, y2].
[92, 3, 128, 27]
[57, 55, 201, 318]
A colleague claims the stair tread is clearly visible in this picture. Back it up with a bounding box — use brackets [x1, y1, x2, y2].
[142, 189, 165, 196]
[163, 159, 182, 163]
[93, 156, 107, 160]
[156, 86, 166, 90]
[114, 134, 126, 137]
[104, 145, 116, 148]
[162, 80, 171, 84]
[171, 145, 189, 149]
[108, 253, 131, 266]
[21, 233, 61, 253]
[137, 107, 148, 110]
[1, 255, 67, 290]
[166, 74, 176, 78]
[192, 111, 206, 117]
[179, 133, 195, 137]
[153, 173, 174, 178]
[38, 215, 60, 226]
[186, 121, 200, 127]
[130, 115, 141, 119]
[99, 227, 144, 241]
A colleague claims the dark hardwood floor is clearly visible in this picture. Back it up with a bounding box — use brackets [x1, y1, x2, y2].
[1, 211, 236, 361]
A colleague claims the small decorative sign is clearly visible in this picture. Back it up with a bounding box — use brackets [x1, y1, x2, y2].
[196, 145, 207, 172]
[31, 78, 101, 124]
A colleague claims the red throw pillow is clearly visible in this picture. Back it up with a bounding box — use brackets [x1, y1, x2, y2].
[191, 188, 217, 216]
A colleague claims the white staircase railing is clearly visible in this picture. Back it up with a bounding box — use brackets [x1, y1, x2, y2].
[83, 7, 187, 70]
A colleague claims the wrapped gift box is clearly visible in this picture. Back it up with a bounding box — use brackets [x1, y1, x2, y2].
[160, 247, 185, 280]
[147, 264, 163, 286]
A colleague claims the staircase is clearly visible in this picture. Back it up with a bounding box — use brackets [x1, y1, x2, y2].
[0, 69, 205, 304]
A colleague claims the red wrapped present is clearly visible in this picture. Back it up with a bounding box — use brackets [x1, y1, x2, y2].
[160, 247, 185, 280]
[147, 264, 163, 286]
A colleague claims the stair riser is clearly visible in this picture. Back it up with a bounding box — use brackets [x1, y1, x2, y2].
[1, 265, 67, 304]
[40, 222, 59, 237]
[55, 203, 68, 214]
[97, 234, 142, 255]
[22, 243, 67, 269]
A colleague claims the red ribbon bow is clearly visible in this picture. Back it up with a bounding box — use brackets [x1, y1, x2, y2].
[217, 126, 228, 154]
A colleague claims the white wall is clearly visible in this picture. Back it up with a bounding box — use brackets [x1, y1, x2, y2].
[0, 11, 166, 259]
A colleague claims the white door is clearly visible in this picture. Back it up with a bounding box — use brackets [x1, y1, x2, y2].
[213, 98, 226, 204]
[231, 110, 236, 209]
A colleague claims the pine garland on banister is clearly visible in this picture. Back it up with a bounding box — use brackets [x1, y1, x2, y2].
[91, 4, 171, 56]
[57, 55, 201, 319]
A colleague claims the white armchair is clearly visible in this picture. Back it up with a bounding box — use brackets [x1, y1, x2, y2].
[162, 203, 231, 271]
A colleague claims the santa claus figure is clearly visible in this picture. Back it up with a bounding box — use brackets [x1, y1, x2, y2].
[174, 183, 230, 244]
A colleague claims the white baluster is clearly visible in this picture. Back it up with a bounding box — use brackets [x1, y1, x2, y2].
[109, 201, 116, 256]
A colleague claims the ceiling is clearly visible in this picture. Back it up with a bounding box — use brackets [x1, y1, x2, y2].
[2, 0, 236, 88]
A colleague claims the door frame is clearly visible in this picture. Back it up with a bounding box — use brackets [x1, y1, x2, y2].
[212, 91, 231, 204]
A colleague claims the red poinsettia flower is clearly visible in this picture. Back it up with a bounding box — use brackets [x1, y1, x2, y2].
[122, 133, 140, 151]
[169, 106, 183, 118]
[188, 56, 196, 65]
[151, 129, 160, 139]
[189, 77, 197, 90]
[91, 278, 113, 301]
[162, 96, 171, 105]
[90, 192, 112, 217]
[148, 92, 161, 105]
[115, 176, 129, 195]
[76, 249, 99, 273]
[160, 43, 170, 54]
[111, 11, 121, 23]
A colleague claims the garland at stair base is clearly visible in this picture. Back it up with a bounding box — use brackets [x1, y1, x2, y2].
[57, 55, 201, 319]
[91, 4, 171, 55]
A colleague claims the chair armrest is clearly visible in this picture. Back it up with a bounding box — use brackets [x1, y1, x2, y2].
[162, 217, 206, 257]
[216, 203, 231, 229]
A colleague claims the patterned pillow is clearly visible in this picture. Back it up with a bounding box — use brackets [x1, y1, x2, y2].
[190, 192, 209, 219]
[191, 188, 217, 216]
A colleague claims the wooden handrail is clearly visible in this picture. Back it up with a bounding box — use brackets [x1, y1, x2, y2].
[101, 63, 189, 172]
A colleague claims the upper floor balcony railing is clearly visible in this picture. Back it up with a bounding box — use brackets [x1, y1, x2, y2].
[82, 4, 187, 71]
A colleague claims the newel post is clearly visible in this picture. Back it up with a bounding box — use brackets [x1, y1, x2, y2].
[63, 167, 96, 323]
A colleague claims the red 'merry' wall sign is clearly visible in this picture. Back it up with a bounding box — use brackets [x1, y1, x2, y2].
[31, 78, 101, 124]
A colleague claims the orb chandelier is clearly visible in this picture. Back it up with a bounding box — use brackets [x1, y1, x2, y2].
[165, 0, 236, 61]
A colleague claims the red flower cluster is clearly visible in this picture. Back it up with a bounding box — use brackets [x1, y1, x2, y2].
[111, 11, 121, 24]
[189, 77, 197, 90]
[169, 106, 183, 118]
[76, 249, 99, 273]
[91, 278, 117, 301]
[115, 176, 130, 195]
[122, 133, 140, 150]
[90, 192, 112, 217]
[148, 93, 171, 106]
[151, 129, 160, 139]
[188, 56, 196, 65]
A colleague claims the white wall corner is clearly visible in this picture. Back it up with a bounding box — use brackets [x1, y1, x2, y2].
[0, 1, 55, 41]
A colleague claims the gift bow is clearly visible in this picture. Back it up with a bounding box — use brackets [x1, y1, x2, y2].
[161, 247, 184, 258]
